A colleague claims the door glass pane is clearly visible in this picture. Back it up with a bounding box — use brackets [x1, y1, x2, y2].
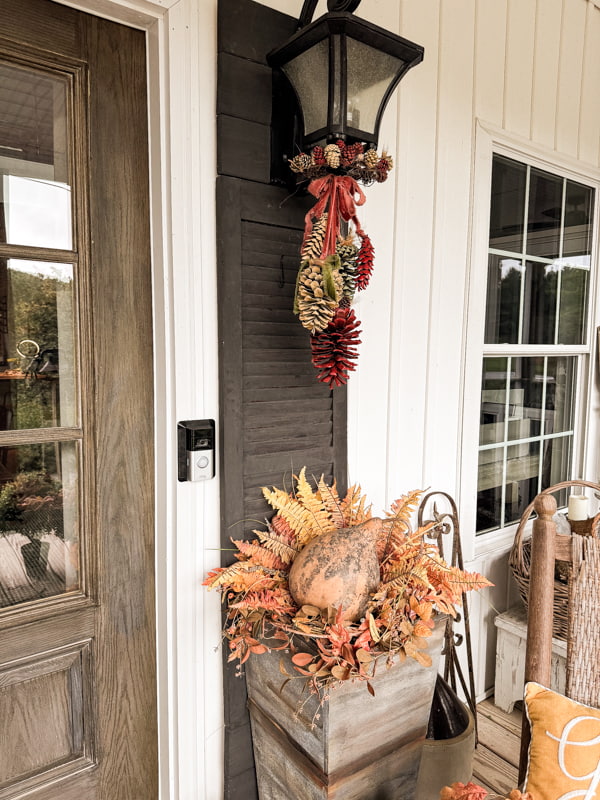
[0, 61, 71, 249]
[0, 260, 76, 429]
[0, 440, 79, 608]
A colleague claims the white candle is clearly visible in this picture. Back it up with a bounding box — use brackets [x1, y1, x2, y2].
[568, 494, 589, 521]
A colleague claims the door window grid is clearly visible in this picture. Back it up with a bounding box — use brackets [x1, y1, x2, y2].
[0, 58, 82, 608]
[476, 154, 594, 534]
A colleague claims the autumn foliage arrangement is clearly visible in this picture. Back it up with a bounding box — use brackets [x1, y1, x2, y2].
[289, 141, 392, 388]
[204, 469, 491, 700]
[440, 783, 533, 800]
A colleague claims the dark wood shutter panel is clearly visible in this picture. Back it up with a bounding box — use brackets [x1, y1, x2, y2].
[217, 2, 348, 797]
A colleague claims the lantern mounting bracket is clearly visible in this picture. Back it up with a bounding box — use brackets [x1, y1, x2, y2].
[298, 0, 362, 29]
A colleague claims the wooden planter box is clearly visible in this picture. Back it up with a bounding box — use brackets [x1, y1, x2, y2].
[246, 621, 445, 800]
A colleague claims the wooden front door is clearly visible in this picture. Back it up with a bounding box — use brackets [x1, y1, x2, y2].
[0, 2, 157, 798]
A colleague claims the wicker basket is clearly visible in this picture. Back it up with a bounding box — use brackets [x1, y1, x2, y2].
[509, 480, 600, 641]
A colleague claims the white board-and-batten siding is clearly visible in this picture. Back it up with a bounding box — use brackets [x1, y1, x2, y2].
[342, 0, 600, 697]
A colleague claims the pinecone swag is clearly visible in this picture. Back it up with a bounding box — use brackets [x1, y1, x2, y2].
[355, 234, 374, 290]
[287, 139, 391, 386]
[311, 306, 362, 388]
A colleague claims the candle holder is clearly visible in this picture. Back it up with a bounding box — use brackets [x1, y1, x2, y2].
[569, 516, 597, 536]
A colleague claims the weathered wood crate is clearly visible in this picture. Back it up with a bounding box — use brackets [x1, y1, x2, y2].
[245, 621, 445, 800]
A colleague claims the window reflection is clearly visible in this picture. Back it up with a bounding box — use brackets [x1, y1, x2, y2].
[0, 261, 75, 430]
[0, 61, 71, 249]
[0, 441, 79, 608]
[477, 356, 575, 533]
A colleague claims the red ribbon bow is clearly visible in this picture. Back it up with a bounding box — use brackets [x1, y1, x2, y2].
[302, 175, 367, 258]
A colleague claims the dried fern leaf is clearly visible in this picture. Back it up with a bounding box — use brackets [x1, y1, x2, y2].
[262, 486, 326, 545]
[386, 489, 422, 524]
[340, 483, 372, 527]
[204, 561, 284, 593]
[317, 476, 345, 529]
[232, 539, 288, 571]
[254, 526, 299, 564]
[295, 467, 336, 535]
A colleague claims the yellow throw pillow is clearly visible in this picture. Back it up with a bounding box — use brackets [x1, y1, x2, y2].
[524, 681, 600, 799]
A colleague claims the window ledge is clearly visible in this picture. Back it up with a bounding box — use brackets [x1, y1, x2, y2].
[474, 524, 524, 559]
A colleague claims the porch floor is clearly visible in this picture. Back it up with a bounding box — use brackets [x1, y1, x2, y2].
[472, 698, 522, 794]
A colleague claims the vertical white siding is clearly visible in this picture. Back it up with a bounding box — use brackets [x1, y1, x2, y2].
[578, 2, 600, 164]
[347, 0, 600, 696]
[530, 0, 562, 148]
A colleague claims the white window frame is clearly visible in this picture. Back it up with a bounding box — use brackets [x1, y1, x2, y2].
[462, 122, 600, 562]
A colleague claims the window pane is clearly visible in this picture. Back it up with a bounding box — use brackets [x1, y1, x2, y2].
[0, 62, 72, 249]
[0, 441, 79, 608]
[563, 180, 593, 258]
[505, 440, 540, 526]
[557, 263, 588, 345]
[477, 447, 503, 533]
[508, 357, 543, 440]
[489, 155, 525, 252]
[484, 256, 521, 344]
[480, 357, 508, 446]
[0, 260, 76, 430]
[476, 355, 577, 533]
[545, 357, 576, 435]
[527, 168, 562, 259]
[521, 261, 557, 344]
[542, 435, 572, 490]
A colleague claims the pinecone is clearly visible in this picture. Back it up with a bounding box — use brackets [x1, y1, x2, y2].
[336, 235, 358, 303]
[343, 142, 364, 166]
[311, 145, 326, 166]
[289, 152, 312, 173]
[311, 307, 362, 388]
[324, 143, 341, 169]
[378, 151, 394, 171]
[296, 260, 338, 333]
[302, 214, 328, 260]
[355, 233, 374, 290]
[363, 148, 379, 169]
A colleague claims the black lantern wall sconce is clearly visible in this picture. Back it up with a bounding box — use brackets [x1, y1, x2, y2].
[267, 0, 424, 389]
[268, 0, 424, 153]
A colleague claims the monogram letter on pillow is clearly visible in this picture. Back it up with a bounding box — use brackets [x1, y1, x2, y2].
[524, 682, 600, 800]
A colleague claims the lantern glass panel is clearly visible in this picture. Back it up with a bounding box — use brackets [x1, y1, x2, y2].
[281, 38, 329, 140]
[345, 37, 405, 135]
[331, 34, 343, 131]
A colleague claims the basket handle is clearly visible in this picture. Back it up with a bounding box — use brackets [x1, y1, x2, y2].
[513, 479, 600, 579]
